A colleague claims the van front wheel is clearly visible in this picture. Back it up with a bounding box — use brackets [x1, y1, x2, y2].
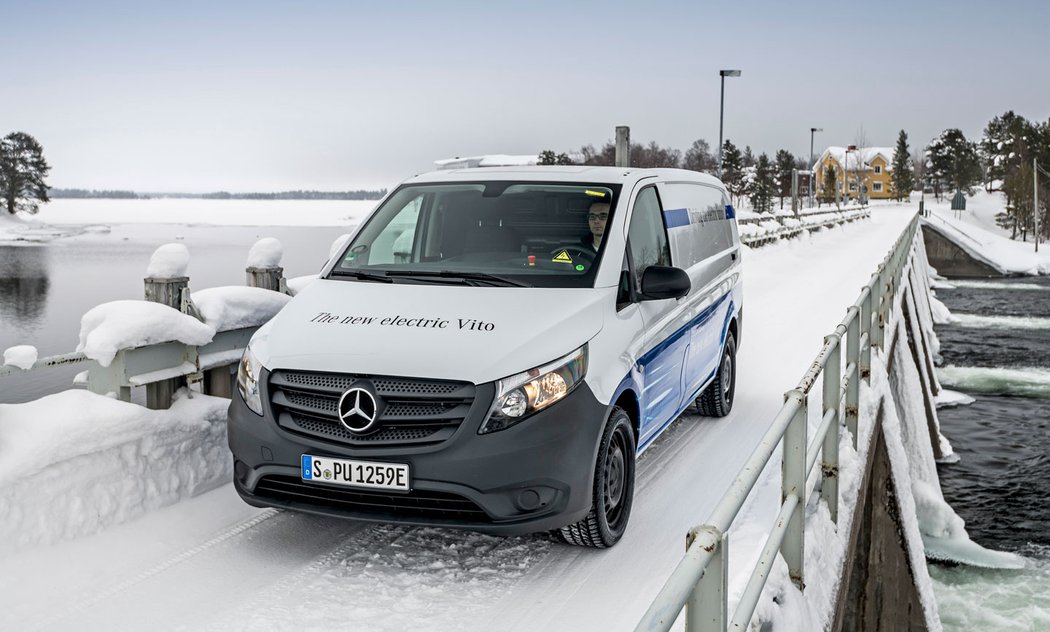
[697, 332, 736, 417]
[558, 407, 635, 548]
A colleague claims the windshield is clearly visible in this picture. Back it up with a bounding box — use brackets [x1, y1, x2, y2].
[329, 181, 621, 288]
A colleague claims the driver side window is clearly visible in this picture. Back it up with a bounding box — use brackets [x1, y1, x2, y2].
[626, 187, 671, 289]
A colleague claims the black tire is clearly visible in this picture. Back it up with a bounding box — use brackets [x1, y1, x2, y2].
[558, 407, 636, 548]
[697, 332, 736, 417]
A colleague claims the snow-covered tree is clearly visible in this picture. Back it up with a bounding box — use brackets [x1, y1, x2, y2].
[721, 140, 746, 205]
[749, 153, 776, 214]
[890, 130, 914, 202]
[0, 132, 51, 215]
[925, 129, 980, 200]
[774, 149, 795, 209]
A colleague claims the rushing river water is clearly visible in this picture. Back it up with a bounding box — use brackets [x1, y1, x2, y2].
[931, 275, 1050, 631]
[0, 222, 350, 404]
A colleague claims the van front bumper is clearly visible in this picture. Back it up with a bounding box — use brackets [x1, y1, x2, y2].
[227, 377, 609, 535]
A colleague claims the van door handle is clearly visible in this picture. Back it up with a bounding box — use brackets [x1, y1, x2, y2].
[731, 252, 738, 261]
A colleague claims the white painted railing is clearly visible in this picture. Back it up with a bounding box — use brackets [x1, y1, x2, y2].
[636, 212, 921, 631]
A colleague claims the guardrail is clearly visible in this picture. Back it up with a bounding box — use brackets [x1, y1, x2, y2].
[739, 206, 871, 247]
[0, 242, 290, 408]
[636, 212, 921, 631]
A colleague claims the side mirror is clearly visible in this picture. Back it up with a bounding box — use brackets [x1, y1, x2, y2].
[640, 266, 690, 301]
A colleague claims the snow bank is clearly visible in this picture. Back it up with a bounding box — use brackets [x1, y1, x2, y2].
[3, 345, 38, 370]
[887, 314, 1023, 569]
[247, 237, 283, 268]
[146, 243, 190, 278]
[191, 286, 291, 332]
[77, 300, 215, 367]
[923, 194, 1050, 275]
[0, 389, 231, 557]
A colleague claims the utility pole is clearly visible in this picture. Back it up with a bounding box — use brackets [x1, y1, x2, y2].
[1036, 157, 1041, 252]
[810, 128, 822, 207]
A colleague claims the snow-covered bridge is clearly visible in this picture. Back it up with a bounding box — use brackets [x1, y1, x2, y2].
[1, 204, 979, 631]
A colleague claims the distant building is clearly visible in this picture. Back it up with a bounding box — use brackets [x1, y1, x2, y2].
[434, 154, 539, 170]
[814, 146, 895, 201]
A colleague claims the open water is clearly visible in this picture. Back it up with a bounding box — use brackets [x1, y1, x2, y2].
[0, 222, 348, 404]
[930, 276, 1050, 631]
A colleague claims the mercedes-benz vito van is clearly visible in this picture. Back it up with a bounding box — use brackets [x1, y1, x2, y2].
[228, 166, 742, 548]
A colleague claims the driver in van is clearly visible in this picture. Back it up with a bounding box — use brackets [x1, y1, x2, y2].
[584, 201, 610, 251]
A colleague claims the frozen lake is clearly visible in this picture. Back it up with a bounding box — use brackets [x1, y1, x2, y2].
[0, 198, 376, 403]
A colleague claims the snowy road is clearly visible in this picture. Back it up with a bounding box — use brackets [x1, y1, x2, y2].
[0, 205, 917, 632]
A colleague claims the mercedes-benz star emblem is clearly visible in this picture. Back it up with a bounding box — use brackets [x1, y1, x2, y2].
[337, 387, 379, 434]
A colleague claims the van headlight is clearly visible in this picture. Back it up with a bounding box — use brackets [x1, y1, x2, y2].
[237, 344, 264, 416]
[479, 345, 587, 434]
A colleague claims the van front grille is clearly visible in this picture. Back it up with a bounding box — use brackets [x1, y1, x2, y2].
[268, 370, 476, 447]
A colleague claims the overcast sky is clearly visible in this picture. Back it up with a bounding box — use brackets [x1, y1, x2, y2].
[3, 0, 1048, 192]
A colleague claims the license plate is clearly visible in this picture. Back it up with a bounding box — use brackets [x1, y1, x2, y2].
[301, 455, 410, 492]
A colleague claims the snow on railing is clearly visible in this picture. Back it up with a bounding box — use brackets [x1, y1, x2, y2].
[738, 205, 870, 247]
[635, 212, 922, 632]
[0, 236, 334, 409]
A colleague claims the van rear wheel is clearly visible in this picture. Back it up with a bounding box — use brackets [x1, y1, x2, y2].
[697, 332, 736, 417]
[558, 407, 635, 548]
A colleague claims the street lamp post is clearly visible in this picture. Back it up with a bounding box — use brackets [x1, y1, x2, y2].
[717, 69, 741, 178]
[810, 127, 822, 206]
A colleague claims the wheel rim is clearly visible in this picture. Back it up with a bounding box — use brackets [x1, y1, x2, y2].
[721, 352, 733, 404]
[603, 427, 630, 529]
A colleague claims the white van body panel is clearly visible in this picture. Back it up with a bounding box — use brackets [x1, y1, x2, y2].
[253, 279, 607, 385]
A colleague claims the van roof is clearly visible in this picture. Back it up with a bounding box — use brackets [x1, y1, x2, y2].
[404, 166, 725, 188]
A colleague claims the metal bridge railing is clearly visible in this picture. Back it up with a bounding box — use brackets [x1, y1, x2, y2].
[636, 212, 921, 631]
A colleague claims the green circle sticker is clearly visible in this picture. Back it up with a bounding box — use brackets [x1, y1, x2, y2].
[575, 264, 585, 271]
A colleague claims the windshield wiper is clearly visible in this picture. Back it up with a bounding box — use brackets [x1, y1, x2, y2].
[328, 269, 393, 283]
[384, 270, 532, 287]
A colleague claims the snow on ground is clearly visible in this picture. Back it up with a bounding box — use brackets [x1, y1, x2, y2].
[0, 389, 230, 558]
[0, 203, 960, 631]
[923, 190, 1050, 275]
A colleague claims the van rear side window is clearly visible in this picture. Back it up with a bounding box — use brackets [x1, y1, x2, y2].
[331, 182, 622, 288]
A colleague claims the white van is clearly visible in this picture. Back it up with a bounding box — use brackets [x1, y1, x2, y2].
[229, 166, 742, 548]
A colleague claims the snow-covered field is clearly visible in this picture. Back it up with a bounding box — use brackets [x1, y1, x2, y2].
[922, 190, 1050, 275]
[0, 195, 1042, 631]
[0, 198, 377, 243]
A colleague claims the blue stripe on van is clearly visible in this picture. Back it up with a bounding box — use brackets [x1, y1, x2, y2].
[725, 204, 735, 219]
[663, 208, 690, 228]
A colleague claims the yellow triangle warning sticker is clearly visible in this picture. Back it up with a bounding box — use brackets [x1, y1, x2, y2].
[552, 250, 573, 264]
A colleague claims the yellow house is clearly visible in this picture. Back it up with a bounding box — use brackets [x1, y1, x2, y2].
[813, 146, 896, 201]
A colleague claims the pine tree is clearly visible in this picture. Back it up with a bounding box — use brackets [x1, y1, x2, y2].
[749, 153, 776, 214]
[0, 132, 51, 215]
[742, 145, 756, 168]
[890, 130, 915, 202]
[823, 165, 838, 207]
[774, 150, 796, 209]
[720, 140, 746, 205]
[925, 129, 981, 201]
